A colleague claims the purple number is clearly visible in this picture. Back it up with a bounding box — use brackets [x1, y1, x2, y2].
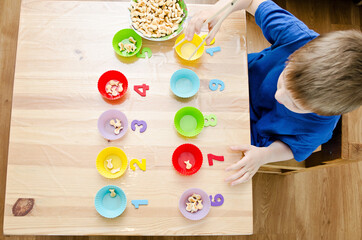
[209, 194, 224, 206]
[131, 120, 147, 133]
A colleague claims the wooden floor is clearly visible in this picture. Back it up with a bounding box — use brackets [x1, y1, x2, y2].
[1, 0, 361, 239]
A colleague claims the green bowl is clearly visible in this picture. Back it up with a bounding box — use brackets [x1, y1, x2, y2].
[174, 107, 204, 137]
[112, 28, 142, 57]
[129, 0, 188, 41]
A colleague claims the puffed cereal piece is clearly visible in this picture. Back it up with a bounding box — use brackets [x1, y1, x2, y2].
[106, 83, 112, 93]
[193, 194, 201, 200]
[106, 158, 113, 169]
[191, 204, 198, 213]
[117, 84, 123, 93]
[197, 200, 203, 210]
[114, 126, 123, 135]
[109, 188, 116, 198]
[111, 168, 120, 174]
[114, 119, 122, 128]
[129, 36, 136, 44]
[186, 202, 193, 212]
[118, 42, 125, 51]
[184, 160, 192, 170]
[111, 89, 119, 96]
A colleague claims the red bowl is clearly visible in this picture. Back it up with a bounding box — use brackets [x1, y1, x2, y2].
[172, 143, 203, 176]
[98, 70, 128, 100]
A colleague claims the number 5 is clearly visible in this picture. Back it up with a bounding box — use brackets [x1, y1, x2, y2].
[209, 194, 224, 206]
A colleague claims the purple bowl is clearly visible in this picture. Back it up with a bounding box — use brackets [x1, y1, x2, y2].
[179, 188, 211, 221]
[97, 109, 128, 140]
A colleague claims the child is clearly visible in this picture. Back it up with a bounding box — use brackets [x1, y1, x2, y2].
[185, 0, 362, 185]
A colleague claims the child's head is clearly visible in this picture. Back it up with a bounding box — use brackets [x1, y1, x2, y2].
[279, 30, 362, 116]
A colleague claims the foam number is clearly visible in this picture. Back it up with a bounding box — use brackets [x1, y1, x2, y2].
[131, 199, 148, 209]
[204, 114, 217, 127]
[207, 154, 224, 166]
[206, 46, 221, 56]
[209, 194, 224, 207]
[136, 47, 152, 59]
[134, 84, 149, 97]
[131, 120, 147, 133]
[209, 79, 225, 91]
[130, 158, 146, 171]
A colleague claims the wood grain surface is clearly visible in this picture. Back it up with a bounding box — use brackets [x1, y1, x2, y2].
[1, 0, 361, 239]
[3, 0, 252, 236]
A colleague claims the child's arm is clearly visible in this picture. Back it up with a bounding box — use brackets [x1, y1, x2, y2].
[185, 0, 266, 43]
[225, 141, 293, 185]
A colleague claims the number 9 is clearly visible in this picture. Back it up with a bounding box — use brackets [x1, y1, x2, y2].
[209, 79, 225, 91]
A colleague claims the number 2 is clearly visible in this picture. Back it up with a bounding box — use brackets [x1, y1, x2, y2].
[130, 158, 146, 171]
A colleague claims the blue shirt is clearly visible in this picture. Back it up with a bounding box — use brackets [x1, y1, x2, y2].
[248, 1, 340, 161]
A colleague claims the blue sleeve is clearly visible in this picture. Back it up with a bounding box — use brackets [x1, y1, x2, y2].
[274, 134, 331, 162]
[255, 1, 318, 47]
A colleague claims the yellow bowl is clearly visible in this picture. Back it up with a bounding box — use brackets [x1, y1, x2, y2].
[96, 147, 128, 179]
[175, 34, 204, 61]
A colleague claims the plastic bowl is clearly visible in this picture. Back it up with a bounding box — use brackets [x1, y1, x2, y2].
[97, 109, 128, 141]
[95, 185, 127, 218]
[98, 70, 128, 101]
[172, 143, 203, 176]
[112, 28, 142, 57]
[174, 33, 204, 61]
[170, 68, 200, 98]
[200, 34, 215, 45]
[174, 106, 204, 137]
[179, 188, 211, 221]
[96, 147, 128, 179]
[129, 0, 188, 41]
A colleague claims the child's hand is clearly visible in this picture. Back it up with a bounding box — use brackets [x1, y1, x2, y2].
[184, 9, 221, 45]
[225, 145, 268, 186]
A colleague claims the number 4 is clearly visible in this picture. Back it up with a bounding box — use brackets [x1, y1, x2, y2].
[134, 84, 149, 97]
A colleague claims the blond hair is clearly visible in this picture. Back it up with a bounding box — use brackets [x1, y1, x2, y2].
[285, 30, 362, 116]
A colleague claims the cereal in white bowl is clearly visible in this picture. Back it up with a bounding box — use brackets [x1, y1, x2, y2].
[129, 0, 185, 38]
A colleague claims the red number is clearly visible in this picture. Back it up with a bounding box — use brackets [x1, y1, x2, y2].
[134, 84, 149, 97]
[207, 154, 224, 166]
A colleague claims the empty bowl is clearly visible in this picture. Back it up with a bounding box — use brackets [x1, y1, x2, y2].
[174, 33, 204, 61]
[174, 106, 204, 137]
[170, 68, 200, 98]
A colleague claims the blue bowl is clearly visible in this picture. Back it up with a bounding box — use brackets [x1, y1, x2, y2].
[170, 68, 200, 98]
[95, 185, 127, 218]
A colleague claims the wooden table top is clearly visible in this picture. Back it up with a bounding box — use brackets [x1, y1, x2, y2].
[4, 0, 252, 236]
